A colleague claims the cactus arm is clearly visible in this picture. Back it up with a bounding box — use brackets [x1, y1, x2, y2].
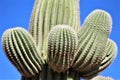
[98, 39, 117, 72]
[2, 30, 29, 76]
[47, 25, 78, 72]
[72, 10, 112, 72]
[2, 27, 44, 78]
[79, 39, 117, 79]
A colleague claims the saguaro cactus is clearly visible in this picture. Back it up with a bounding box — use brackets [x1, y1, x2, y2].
[2, 0, 117, 80]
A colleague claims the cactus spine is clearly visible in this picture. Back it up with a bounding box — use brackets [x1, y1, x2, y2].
[1, 0, 118, 80]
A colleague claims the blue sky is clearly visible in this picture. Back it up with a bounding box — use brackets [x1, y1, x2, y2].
[0, 0, 120, 80]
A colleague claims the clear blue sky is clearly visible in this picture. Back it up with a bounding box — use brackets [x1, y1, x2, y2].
[0, 0, 120, 80]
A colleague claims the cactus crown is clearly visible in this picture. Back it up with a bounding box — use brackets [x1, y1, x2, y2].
[2, 0, 117, 80]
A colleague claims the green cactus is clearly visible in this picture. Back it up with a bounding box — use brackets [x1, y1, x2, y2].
[91, 76, 113, 80]
[48, 25, 78, 72]
[79, 39, 117, 79]
[29, 0, 80, 59]
[2, 27, 44, 78]
[1, 0, 118, 80]
[72, 9, 112, 71]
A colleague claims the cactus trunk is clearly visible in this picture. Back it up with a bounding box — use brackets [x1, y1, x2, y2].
[29, 0, 80, 60]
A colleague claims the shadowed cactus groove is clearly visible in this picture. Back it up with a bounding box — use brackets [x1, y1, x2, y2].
[1, 0, 118, 80]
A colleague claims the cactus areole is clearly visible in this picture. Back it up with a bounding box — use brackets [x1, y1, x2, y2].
[2, 0, 117, 80]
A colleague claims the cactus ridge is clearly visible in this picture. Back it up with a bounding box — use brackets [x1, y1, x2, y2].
[72, 10, 112, 72]
[3, 28, 32, 77]
[73, 0, 80, 30]
[2, 27, 44, 77]
[47, 25, 78, 72]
